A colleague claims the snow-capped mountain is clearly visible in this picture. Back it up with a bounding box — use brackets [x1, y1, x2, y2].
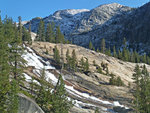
[24, 2, 150, 53]
[24, 3, 131, 38]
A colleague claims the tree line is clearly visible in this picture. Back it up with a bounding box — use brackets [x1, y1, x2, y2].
[0, 14, 72, 113]
[0, 15, 26, 112]
[36, 20, 70, 44]
[89, 38, 150, 65]
[53, 46, 89, 73]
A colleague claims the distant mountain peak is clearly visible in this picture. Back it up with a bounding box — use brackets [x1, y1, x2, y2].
[59, 9, 90, 15]
[52, 9, 89, 19]
[97, 3, 123, 7]
[93, 3, 129, 12]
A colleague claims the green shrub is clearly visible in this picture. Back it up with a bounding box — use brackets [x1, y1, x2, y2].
[109, 74, 124, 86]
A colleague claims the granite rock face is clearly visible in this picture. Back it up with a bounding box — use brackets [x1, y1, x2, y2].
[18, 93, 44, 113]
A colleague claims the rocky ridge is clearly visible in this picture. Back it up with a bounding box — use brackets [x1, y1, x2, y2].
[24, 2, 150, 54]
[24, 3, 132, 47]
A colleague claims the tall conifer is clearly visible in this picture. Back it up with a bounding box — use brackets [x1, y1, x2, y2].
[100, 38, 105, 53]
[0, 14, 10, 112]
[46, 23, 55, 42]
[51, 75, 72, 113]
[37, 20, 45, 41]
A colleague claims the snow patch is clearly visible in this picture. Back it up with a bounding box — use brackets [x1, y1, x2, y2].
[45, 71, 58, 84]
[24, 73, 32, 82]
[65, 85, 112, 105]
[22, 47, 55, 70]
[65, 9, 90, 15]
[113, 101, 129, 109]
[24, 73, 40, 85]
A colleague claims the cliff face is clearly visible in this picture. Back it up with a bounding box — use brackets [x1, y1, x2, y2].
[18, 93, 44, 113]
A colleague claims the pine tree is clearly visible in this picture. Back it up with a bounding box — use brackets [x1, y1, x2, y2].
[89, 41, 93, 50]
[29, 76, 36, 96]
[55, 26, 64, 43]
[113, 46, 117, 57]
[66, 49, 71, 69]
[18, 16, 22, 43]
[0, 14, 25, 112]
[71, 49, 77, 71]
[53, 46, 60, 64]
[84, 58, 89, 72]
[80, 57, 85, 70]
[109, 74, 115, 85]
[0, 16, 11, 112]
[9, 23, 26, 87]
[134, 51, 140, 63]
[96, 48, 100, 52]
[105, 47, 111, 56]
[22, 26, 31, 44]
[142, 54, 147, 63]
[51, 75, 72, 113]
[7, 79, 19, 113]
[122, 47, 128, 61]
[139, 65, 150, 112]
[132, 65, 150, 113]
[116, 76, 124, 86]
[35, 68, 52, 112]
[37, 20, 45, 41]
[127, 49, 130, 61]
[28, 22, 32, 44]
[100, 38, 105, 53]
[130, 51, 135, 62]
[118, 49, 122, 59]
[109, 74, 124, 86]
[93, 47, 95, 51]
[46, 23, 55, 42]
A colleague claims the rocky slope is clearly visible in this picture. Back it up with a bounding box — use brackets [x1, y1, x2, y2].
[22, 42, 150, 113]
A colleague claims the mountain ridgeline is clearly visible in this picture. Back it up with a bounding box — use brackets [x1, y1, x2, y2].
[24, 2, 150, 54]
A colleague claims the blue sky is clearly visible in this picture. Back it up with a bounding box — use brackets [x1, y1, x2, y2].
[0, 0, 149, 21]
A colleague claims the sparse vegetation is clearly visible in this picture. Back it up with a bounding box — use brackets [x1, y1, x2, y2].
[80, 57, 89, 72]
[109, 74, 124, 86]
[101, 62, 108, 71]
[97, 66, 102, 74]
[53, 46, 60, 64]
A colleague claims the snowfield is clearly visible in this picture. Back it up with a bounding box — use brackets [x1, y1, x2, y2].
[22, 46, 129, 112]
[22, 46, 55, 70]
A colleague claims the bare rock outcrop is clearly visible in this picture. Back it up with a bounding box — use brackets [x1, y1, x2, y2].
[18, 93, 44, 113]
